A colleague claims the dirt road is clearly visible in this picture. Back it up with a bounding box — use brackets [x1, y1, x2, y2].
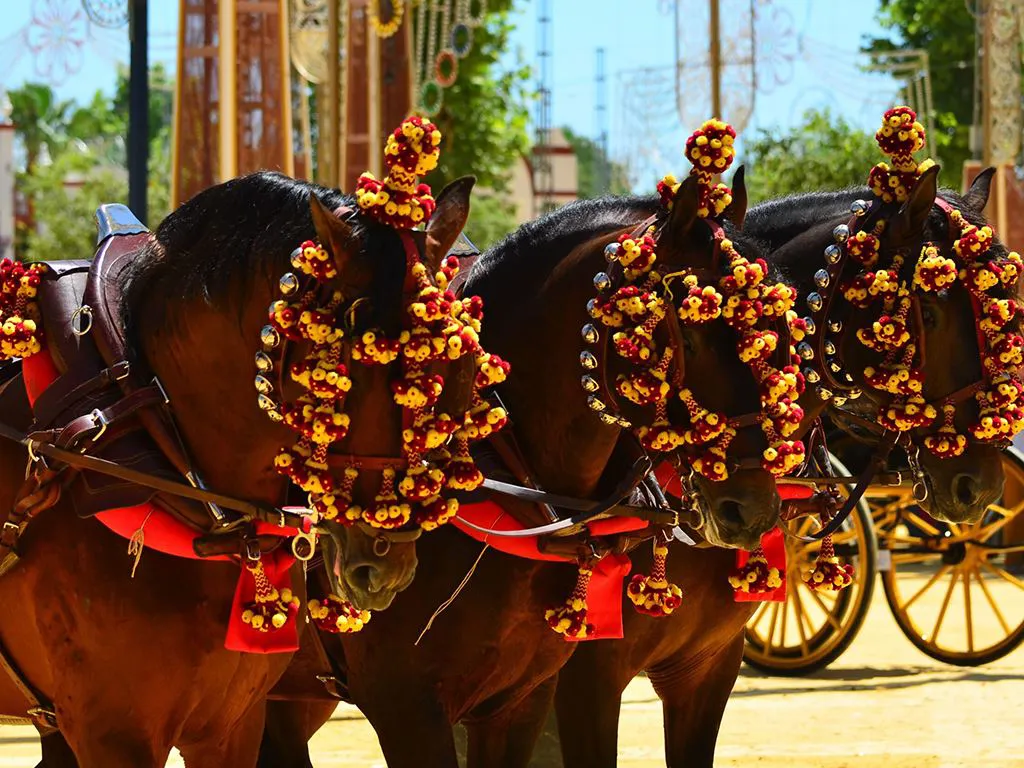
[1, 589, 1021, 767]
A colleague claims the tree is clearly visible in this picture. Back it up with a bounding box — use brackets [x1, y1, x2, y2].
[862, 0, 981, 175]
[7, 84, 74, 176]
[562, 127, 631, 199]
[740, 108, 881, 203]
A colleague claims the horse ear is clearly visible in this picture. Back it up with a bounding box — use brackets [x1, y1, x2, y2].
[889, 164, 940, 246]
[964, 166, 996, 213]
[426, 176, 475, 274]
[722, 165, 747, 229]
[309, 193, 361, 276]
[665, 174, 701, 243]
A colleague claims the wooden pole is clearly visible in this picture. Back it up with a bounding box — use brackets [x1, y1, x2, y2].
[217, 0, 238, 180]
[128, 0, 149, 222]
[709, 0, 721, 118]
[367, 16, 382, 177]
[326, 0, 340, 185]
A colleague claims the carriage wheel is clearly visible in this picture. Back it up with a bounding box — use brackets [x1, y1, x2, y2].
[879, 448, 1024, 666]
[743, 455, 878, 676]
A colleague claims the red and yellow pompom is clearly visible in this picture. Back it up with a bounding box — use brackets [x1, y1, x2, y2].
[308, 594, 371, 633]
[546, 565, 594, 639]
[240, 558, 300, 633]
[728, 547, 782, 594]
[0, 259, 47, 360]
[627, 544, 683, 617]
[803, 536, 854, 592]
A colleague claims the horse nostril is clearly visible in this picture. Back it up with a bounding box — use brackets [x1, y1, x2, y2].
[345, 564, 380, 593]
[953, 474, 979, 507]
[717, 499, 744, 529]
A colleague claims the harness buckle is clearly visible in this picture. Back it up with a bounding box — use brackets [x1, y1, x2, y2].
[26, 706, 58, 730]
[87, 409, 109, 443]
[244, 538, 261, 563]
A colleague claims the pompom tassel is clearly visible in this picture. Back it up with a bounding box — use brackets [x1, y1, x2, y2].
[240, 557, 300, 633]
[802, 534, 854, 592]
[627, 542, 683, 616]
[545, 565, 594, 639]
[728, 546, 783, 594]
[308, 594, 371, 634]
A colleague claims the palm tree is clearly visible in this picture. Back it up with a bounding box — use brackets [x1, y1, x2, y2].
[8, 83, 73, 177]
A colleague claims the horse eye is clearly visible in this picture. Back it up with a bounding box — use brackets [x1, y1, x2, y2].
[921, 304, 938, 329]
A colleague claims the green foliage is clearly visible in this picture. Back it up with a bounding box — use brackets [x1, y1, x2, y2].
[862, 0, 980, 174]
[20, 152, 127, 262]
[562, 127, 630, 199]
[740, 108, 881, 203]
[463, 193, 518, 251]
[425, 1, 533, 195]
[7, 83, 73, 172]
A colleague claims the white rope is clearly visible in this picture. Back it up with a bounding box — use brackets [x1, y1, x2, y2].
[414, 542, 489, 646]
[126, 510, 155, 579]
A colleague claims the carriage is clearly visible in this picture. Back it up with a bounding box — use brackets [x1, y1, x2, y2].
[743, 439, 1024, 674]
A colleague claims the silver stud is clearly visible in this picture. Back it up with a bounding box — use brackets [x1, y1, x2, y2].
[587, 395, 606, 412]
[258, 393, 278, 411]
[593, 272, 612, 292]
[580, 351, 598, 369]
[587, 298, 599, 317]
[848, 387, 862, 400]
[255, 351, 273, 373]
[598, 412, 618, 425]
[797, 342, 814, 360]
[828, 319, 843, 333]
[824, 340, 836, 356]
[279, 272, 299, 295]
[833, 224, 850, 243]
[266, 409, 284, 423]
[817, 386, 833, 401]
[614, 416, 633, 429]
[260, 325, 281, 348]
[843, 372, 855, 384]
[581, 375, 599, 393]
[824, 244, 842, 264]
[832, 396, 848, 407]
[604, 243, 621, 262]
[850, 199, 869, 216]
[829, 359, 842, 373]
[807, 292, 823, 312]
[581, 323, 599, 343]
[814, 269, 830, 289]
[254, 375, 274, 394]
[803, 367, 820, 384]
[290, 246, 306, 269]
[803, 317, 817, 336]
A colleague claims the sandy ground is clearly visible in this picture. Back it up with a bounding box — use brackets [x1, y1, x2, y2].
[1, 580, 1022, 768]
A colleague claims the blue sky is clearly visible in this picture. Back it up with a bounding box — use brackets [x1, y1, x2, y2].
[1, 0, 906, 182]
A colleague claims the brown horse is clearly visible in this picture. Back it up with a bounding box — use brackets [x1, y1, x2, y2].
[0, 170, 472, 766]
[256, 171, 793, 767]
[548, 168, 1012, 768]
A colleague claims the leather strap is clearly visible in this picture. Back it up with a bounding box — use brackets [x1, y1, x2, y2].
[0, 633, 57, 735]
[31, 361, 131, 429]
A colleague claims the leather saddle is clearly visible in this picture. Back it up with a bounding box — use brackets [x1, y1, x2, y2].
[24, 205, 202, 522]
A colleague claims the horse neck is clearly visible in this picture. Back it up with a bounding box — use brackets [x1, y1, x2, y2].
[136, 273, 289, 504]
[479, 235, 631, 498]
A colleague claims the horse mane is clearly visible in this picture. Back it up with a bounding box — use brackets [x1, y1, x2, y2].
[121, 171, 407, 359]
[467, 194, 775, 306]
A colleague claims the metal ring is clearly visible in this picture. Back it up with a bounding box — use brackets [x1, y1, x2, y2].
[913, 479, 929, 502]
[291, 532, 316, 561]
[373, 536, 391, 557]
[71, 305, 93, 337]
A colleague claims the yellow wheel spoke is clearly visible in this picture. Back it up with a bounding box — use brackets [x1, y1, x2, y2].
[929, 570, 960, 644]
[764, 602, 781, 656]
[830, 528, 858, 547]
[989, 544, 1024, 555]
[779, 590, 789, 649]
[892, 552, 941, 566]
[973, 564, 1011, 635]
[902, 564, 953, 611]
[790, 580, 810, 657]
[963, 568, 974, 653]
[749, 601, 770, 631]
[971, 515, 1018, 544]
[904, 511, 942, 537]
[981, 560, 1024, 591]
[804, 584, 843, 632]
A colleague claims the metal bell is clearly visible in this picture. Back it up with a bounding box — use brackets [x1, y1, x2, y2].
[828, 319, 843, 333]
[255, 351, 273, 373]
[824, 340, 837, 356]
[260, 325, 281, 348]
[580, 350, 598, 369]
[615, 416, 633, 429]
[254, 375, 274, 394]
[797, 342, 814, 360]
[832, 396, 848, 407]
[806, 292, 823, 312]
[257, 393, 278, 411]
[587, 395, 606, 412]
[587, 298, 599, 317]
[829, 359, 842, 373]
[814, 269, 830, 289]
[843, 372, 855, 384]
[833, 224, 850, 243]
[581, 323, 599, 343]
[604, 243, 621, 262]
[824, 244, 842, 264]
[817, 386, 834, 401]
[598, 412, 618, 425]
[803, 367, 821, 384]
[581, 375, 599, 393]
[848, 387, 862, 400]
[803, 317, 817, 336]
[266, 408, 284, 423]
[289, 246, 304, 268]
[279, 272, 299, 295]
[850, 199, 869, 216]
[593, 272, 612, 292]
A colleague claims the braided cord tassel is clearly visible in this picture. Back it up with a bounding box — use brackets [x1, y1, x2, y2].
[802, 533, 854, 592]
[627, 541, 683, 616]
[545, 565, 594, 639]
